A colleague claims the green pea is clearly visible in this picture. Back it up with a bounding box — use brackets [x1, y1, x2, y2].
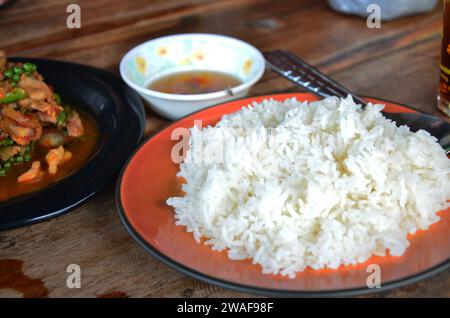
[3, 161, 11, 169]
[13, 67, 23, 75]
[0, 137, 13, 146]
[25, 143, 32, 152]
[24, 154, 32, 162]
[4, 68, 13, 78]
[12, 74, 20, 82]
[23, 63, 37, 73]
[0, 169, 6, 176]
[15, 155, 24, 163]
[27, 141, 36, 152]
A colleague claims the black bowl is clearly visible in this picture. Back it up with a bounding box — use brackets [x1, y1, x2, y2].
[0, 58, 145, 231]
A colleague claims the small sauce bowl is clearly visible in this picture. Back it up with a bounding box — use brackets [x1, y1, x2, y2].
[120, 33, 265, 120]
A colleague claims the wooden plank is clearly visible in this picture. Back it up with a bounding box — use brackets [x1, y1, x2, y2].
[0, 0, 263, 54]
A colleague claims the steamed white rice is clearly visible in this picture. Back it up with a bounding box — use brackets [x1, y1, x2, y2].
[167, 96, 450, 278]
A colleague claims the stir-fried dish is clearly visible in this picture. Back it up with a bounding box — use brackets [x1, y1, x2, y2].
[0, 50, 98, 201]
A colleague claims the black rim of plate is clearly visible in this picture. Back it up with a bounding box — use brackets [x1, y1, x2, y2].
[116, 93, 450, 297]
[0, 58, 146, 231]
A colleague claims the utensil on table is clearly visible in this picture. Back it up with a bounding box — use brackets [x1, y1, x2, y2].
[263, 50, 450, 151]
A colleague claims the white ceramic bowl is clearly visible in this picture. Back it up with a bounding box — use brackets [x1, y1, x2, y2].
[119, 33, 265, 120]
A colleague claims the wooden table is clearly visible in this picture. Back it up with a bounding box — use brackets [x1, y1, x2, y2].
[0, 0, 449, 298]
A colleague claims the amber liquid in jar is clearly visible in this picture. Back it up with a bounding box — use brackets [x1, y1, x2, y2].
[438, 0, 450, 117]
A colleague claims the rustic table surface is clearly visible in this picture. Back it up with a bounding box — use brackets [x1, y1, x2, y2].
[0, 0, 449, 298]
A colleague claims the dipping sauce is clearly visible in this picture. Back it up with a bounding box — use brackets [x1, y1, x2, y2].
[148, 70, 242, 94]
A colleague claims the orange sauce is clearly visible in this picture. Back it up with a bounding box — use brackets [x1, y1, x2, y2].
[148, 70, 242, 95]
[0, 110, 99, 201]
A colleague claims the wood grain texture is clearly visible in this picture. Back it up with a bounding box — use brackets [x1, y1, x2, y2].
[0, 0, 449, 297]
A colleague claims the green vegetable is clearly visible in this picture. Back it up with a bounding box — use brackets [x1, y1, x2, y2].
[0, 160, 11, 172]
[53, 93, 61, 104]
[0, 141, 36, 176]
[12, 73, 20, 82]
[23, 62, 37, 74]
[0, 88, 27, 104]
[0, 137, 14, 146]
[13, 67, 22, 75]
[25, 141, 35, 153]
[4, 65, 25, 85]
[56, 110, 67, 126]
[3, 68, 13, 78]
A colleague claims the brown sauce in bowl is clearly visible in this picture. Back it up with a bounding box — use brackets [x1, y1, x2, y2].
[147, 70, 242, 95]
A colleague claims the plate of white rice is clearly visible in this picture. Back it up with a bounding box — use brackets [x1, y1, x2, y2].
[117, 93, 450, 296]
